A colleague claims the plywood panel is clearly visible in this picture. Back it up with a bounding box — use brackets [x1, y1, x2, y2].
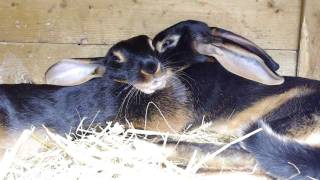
[0, 0, 301, 49]
[0, 43, 110, 83]
[267, 50, 297, 76]
[297, 0, 320, 80]
[0, 43, 296, 84]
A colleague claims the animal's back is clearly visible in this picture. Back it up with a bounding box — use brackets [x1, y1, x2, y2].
[0, 79, 117, 134]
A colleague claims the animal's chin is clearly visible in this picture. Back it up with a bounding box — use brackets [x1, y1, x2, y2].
[133, 75, 168, 94]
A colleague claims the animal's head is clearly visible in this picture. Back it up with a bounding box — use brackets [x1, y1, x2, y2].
[104, 35, 171, 94]
[45, 35, 173, 94]
[153, 20, 211, 67]
[153, 20, 284, 85]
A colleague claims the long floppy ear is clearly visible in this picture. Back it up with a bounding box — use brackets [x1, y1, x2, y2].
[45, 57, 106, 86]
[210, 27, 280, 73]
[196, 42, 284, 85]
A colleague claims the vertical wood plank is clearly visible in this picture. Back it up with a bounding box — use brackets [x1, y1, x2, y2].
[297, 0, 320, 79]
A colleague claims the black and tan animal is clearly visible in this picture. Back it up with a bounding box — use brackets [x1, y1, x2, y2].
[152, 20, 320, 179]
[0, 35, 195, 157]
[44, 37, 258, 174]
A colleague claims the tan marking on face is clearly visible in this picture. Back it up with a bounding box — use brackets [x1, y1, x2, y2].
[141, 63, 161, 77]
[135, 69, 171, 94]
[140, 69, 152, 76]
[113, 50, 126, 63]
[113, 79, 128, 84]
[211, 87, 314, 136]
[141, 63, 163, 77]
[148, 38, 155, 51]
[132, 107, 191, 133]
[155, 40, 163, 53]
[155, 63, 161, 75]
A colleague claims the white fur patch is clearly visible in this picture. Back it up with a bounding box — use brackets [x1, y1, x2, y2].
[156, 34, 181, 53]
[148, 38, 155, 51]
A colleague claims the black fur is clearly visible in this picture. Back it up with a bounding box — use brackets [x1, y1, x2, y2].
[106, 35, 160, 83]
[0, 80, 116, 135]
[0, 35, 191, 136]
[173, 62, 320, 129]
[153, 20, 280, 72]
[243, 123, 320, 179]
[153, 20, 320, 178]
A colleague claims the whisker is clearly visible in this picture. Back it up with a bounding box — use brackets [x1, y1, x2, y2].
[116, 84, 131, 96]
[116, 86, 133, 121]
[138, 90, 142, 104]
[144, 101, 179, 134]
[124, 88, 136, 119]
[158, 51, 187, 61]
[134, 89, 140, 104]
[175, 75, 194, 90]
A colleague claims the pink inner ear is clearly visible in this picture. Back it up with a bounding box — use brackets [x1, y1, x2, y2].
[195, 43, 284, 85]
[210, 27, 279, 72]
[45, 59, 106, 86]
[195, 42, 223, 56]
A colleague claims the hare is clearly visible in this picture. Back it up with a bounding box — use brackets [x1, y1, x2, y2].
[152, 20, 320, 179]
[0, 35, 195, 158]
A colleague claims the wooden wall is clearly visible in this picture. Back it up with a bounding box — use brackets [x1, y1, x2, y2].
[298, 0, 320, 80]
[0, 0, 316, 83]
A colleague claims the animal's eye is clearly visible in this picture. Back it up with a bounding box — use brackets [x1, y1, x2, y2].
[110, 54, 120, 62]
[162, 39, 174, 49]
[111, 51, 126, 63]
[156, 35, 180, 53]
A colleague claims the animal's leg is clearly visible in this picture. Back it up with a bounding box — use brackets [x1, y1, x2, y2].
[160, 140, 265, 174]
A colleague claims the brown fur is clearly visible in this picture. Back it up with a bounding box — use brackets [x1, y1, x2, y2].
[288, 114, 320, 146]
[132, 105, 192, 133]
[210, 87, 314, 136]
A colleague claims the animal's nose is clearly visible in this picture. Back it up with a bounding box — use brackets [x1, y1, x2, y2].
[141, 59, 161, 75]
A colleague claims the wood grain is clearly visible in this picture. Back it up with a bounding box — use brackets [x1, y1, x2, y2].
[0, 43, 296, 84]
[0, 43, 110, 83]
[268, 50, 297, 76]
[0, 0, 301, 49]
[297, 0, 320, 80]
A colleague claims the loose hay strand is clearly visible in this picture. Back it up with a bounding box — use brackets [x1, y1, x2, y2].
[189, 128, 263, 173]
[0, 128, 34, 179]
[1, 122, 268, 180]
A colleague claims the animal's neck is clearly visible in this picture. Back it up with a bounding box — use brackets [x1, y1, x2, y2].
[182, 62, 312, 123]
[183, 62, 255, 96]
[115, 76, 190, 123]
[182, 62, 268, 121]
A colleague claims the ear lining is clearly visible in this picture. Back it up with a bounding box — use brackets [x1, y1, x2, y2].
[210, 27, 280, 72]
[45, 58, 106, 86]
[196, 43, 284, 85]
